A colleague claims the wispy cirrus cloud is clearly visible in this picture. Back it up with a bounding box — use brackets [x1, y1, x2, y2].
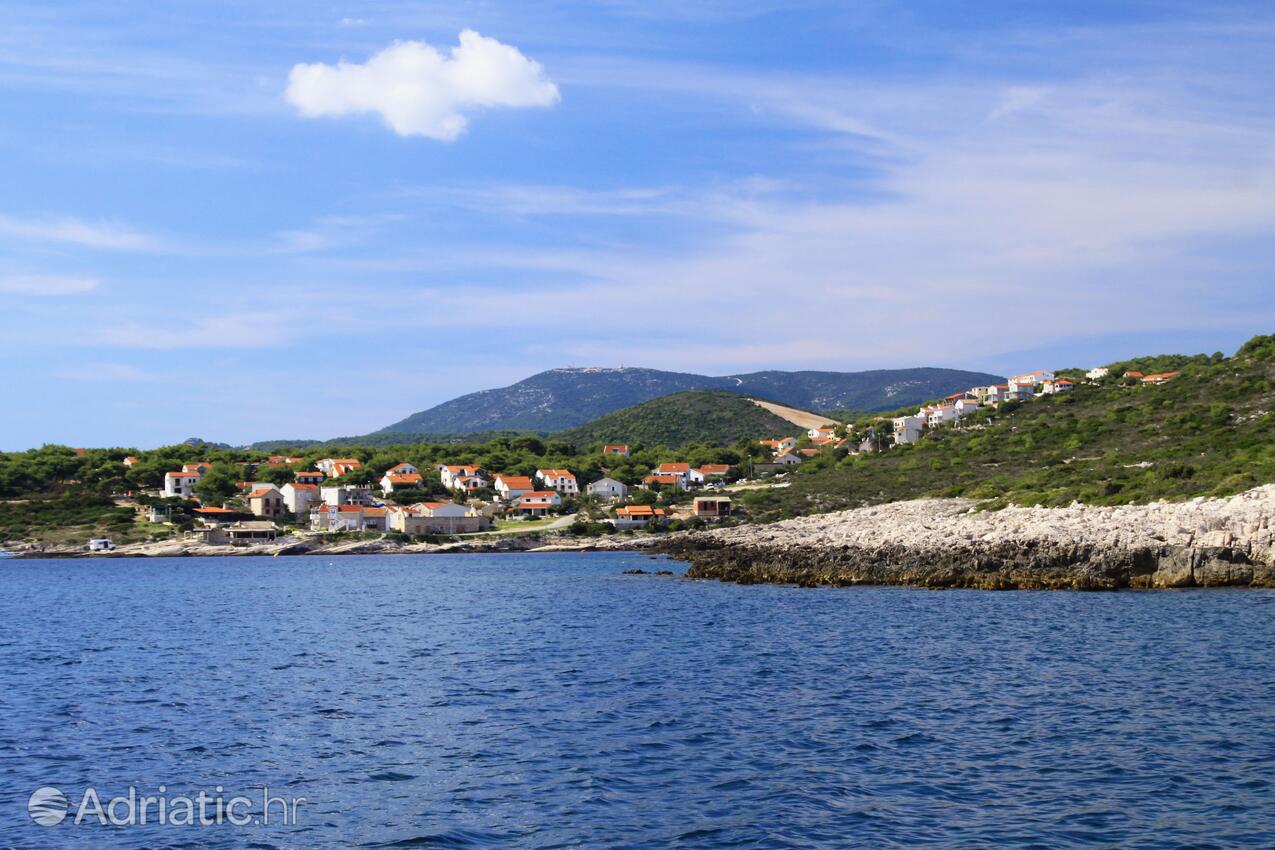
[0, 214, 160, 251]
[0, 274, 100, 295]
[285, 30, 560, 140]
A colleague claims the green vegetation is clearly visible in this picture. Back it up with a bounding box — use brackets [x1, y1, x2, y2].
[736, 334, 1275, 522]
[560, 390, 795, 448]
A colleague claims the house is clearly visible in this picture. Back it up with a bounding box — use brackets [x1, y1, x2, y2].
[494, 475, 536, 502]
[147, 504, 174, 524]
[1041, 379, 1075, 394]
[893, 415, 925, 446]
[643, 473, 689, 490]
[380, 471, 424, 494]
[692, 496, 733, 519]
[385, 462, 419, 477]
[123, 456, 140, 467]
[798, 448, 821, 457]
[1008, 371, 1054, 389]
[771, 450, 803, 466]
[954, 398, 981, 416]
[983, 385, 1009, 404]
[163, 470, 201, 499]
[926, 405, 957, 427]
[602, 444, 630, 457]
[1086, 367, 1110, 381]
[759, 437, 798, 453]
[182, 462, 212, 474]
[281, 482, 321, 515]
[654, 462, 703, 485]
[1006, 385, 1035, 401]
[315, 457, 361, 476]
[388, 502, 490, 534]
[1142, 372, 1180, 385]
[453, 475, 488, 493]
[586, 477, 628, 501]
[225, 521, 277, 545]
[295, 470, 326, 486]
[614, 505, 668, 529]
[1124, 371, 1145, 380]
[440, 465, 485, 490]
[807, 427, 837, 440]
[536, 469, 579, 494]
[311, 503, 370, 532]
[192, 506, 247, 523]
[247, 486, 286, 518]
[361, 506, 388, 531]
[319, 485, 374, 506]
[510, 491, 561, 517]
[328, 461, 362, 479]
[696, 464, 731, 481]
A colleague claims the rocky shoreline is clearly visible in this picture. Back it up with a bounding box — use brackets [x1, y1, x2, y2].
[658, 486, 1275, 590]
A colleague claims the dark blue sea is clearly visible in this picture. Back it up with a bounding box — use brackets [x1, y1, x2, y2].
[1, 553, 1272, 849]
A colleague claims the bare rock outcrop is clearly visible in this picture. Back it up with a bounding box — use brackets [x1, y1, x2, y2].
[661, 486, 1275, 590]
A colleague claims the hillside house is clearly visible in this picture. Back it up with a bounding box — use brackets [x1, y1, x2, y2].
[692, 496, 733, 519]
[614, 505, 668, 529]
[182, 462, 212, 474]
[954, 398, 981, 416]
[1008, 371, 1054, 388]
[643, 473, 689, 490]
[380, 471, 424, 494]
[1124, 371, 1145, 380]
[1041, 379, 1075, 394]
[247, 486, 286, 518]
[893, 415, 925, 446]
[440, 465, 485, 490]
[926, 405, 957, 427]
[281, 482, 321, 515]
[1006, 385, 1035, 401]
[295, 470, 326, 486]
[315, 457, 361, 476]
[807, 427, 837, 440]
[696, 464, 731, 480]
[772, 450, 803, 466]
[494, 475, 536, 502]
[1142, 372, 1180, 385]
[603, 444, 630, 457]
[1086, 367, 1110, 381]
[385, 462, 419, 476]
[163, 470, 201, 499]
[123, 456, 140, 467]
[586, 477, 628, 501]
[536, 469, 579, 494]
[760, 437, 798, 453]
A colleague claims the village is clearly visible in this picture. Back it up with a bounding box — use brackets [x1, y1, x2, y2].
[102, 363, 1178, 550]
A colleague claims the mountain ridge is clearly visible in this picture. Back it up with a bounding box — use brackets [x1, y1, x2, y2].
[378, 365, 1004, 435]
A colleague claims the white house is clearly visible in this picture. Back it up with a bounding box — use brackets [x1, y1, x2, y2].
[1006, 385, 1035, 401]
[320, 485, 374, 506]
[614, 505, 667, 529]
[696, 464, 731, 481]
[385, 462, 419, 476]
[388, 502, 489, 534]
[893, 415, 925, 445]
[281, 482, 321, 515]
[535, 469, 579, 494]
[440, 465, 484, 490]
[654, 462, 699, 484]
[163, 470, 201, 499]
[954, 398, 981, 416]
[808, 427, 837, 440]
[586, 477, 628, 501]
[494, 475, 536, 502]
[1008, 371, 1054, 388]
[926, 405, 957, 427]
[380, 471, 424, 494]
[771, 450, 803, 466]
[1085, 367, 1110, 381]
[315, 457, 360, 475]
[1041, 379, 1075, 394]
[510, 491, 562, 517]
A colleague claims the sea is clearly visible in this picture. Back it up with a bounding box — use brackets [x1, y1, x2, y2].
[1, 552, 1272, 848]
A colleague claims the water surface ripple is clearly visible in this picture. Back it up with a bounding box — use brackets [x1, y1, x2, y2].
[1, 553, 1272, 848]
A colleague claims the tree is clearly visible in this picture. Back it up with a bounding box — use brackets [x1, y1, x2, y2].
[193, 465, 239, 506]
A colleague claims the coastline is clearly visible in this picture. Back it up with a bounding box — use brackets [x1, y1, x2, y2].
[10, 486, 1275, 591]
[658, 486, 1275, 590]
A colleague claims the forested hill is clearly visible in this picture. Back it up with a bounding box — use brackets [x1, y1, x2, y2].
[559, 391, 798, 448]
[377, 366, 1003, 435]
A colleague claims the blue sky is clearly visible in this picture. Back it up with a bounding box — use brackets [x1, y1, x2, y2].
[2, 1, 1273, 449]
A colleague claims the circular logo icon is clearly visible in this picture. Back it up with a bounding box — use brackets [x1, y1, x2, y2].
[28, 786, 69, 827]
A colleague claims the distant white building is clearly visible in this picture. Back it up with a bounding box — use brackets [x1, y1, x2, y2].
[586, 477, 628, 501]
[893, 415, 925, 445]
[281, 482, 321, 515]
[1041, 379, 1075, 395]
[494, 475, 536, 502]
[320, 485, 374, 506]
[1085, 367, 1109, 381]
[535, 469, 579, 495]
[926, 405, 957, 428]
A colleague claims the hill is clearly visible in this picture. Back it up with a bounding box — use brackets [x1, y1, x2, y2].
[737, 334, 1275, 522]
[376, 366, 1003, 435]
[559, 391, 798, 448]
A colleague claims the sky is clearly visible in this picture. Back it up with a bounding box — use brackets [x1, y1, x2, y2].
[1, 1, 1273, 450]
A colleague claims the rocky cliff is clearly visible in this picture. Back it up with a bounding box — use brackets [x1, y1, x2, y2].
[661, 486, 1275, 589]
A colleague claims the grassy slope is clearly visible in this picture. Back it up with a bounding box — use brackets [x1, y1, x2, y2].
[737, 337, 1275, 522]
[561, 390, 797, 448]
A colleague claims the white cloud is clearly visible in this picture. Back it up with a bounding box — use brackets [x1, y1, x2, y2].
[0, 214, 158, 251]
[0, 274, 99, 295]
[284, 30, 560, 140]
